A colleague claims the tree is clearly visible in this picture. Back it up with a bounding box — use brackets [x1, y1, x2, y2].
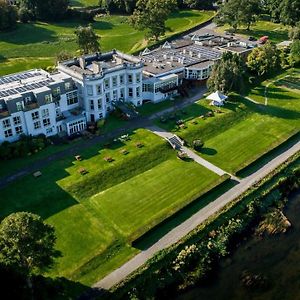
[215, 0, 260, 32]
[289, 24, 300, 40]
[18, 0, 69, 21]
[0, 0, 17, 31]
[130, 0, 177, 40]
[289, 40, 300, 65]
[207, 52, 246, 93]
[193, 139, 204, 151]
[247, 42, 280, 76]
[262, 0, 281, 23]
[279, 0, 300, 27]
[183, 0, 214, 9]
[0, 212, 57, 290]
[75, 25, 100, 54]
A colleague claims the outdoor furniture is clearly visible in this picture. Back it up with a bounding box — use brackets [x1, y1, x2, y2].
[75, 155, 82, 161]
[121, 149, 129, 155]
[33, 171, 42, 178]
[104, 157, 114, 162]
[78, 167, 88, 175]
[136, 142, 144, 148]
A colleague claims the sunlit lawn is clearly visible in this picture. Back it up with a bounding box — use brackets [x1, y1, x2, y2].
[0, 10, 215, 75]
[0, 128, 222, 286]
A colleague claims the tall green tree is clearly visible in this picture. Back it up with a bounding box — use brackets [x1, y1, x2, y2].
[247, 42, 280, 76]
[207, 52, 246, 93]
[279, 0, 300, 26]
[0, 0, 17, 31]
[215, 0, 260, 31]
[0, 212, 57, 290]
[75, 25, 100, 54]
[289, 40, 300, 65]
[130, 0, 177, 40]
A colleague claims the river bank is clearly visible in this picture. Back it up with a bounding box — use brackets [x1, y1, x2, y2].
[177, 190, 300, 300]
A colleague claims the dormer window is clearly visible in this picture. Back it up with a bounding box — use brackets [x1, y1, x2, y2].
[53, 87, 61, 96]
[65, 82, 71, 90]
[45, 94, 52, 104]
[24, 96, 31, 104]
[16, 101, 23, 111]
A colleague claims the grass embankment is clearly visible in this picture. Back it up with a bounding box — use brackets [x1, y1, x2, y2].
[108, 152, 300, 300]
[0, 129, 222, 285]
[0, 10, 215, 75]
[156, 69, 300, 174]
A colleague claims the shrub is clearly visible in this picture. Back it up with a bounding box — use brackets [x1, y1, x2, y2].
[193, 139, 204, 151]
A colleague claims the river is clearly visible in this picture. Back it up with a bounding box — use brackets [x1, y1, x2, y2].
[177, 190, 300, 300]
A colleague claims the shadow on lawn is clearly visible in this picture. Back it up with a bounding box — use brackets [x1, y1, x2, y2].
[133, 179, 238, 250]
[200, 147, 217, 156]
[0, 23, 57, 45]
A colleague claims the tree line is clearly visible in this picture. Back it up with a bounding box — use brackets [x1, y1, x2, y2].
[216, 0, 299, 31]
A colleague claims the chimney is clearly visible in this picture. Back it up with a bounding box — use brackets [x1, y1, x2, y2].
[79, 57, 86, 69]
[92, 62, 101, 74]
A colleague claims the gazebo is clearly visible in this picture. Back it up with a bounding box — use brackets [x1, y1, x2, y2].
[206, 91, 228, 106]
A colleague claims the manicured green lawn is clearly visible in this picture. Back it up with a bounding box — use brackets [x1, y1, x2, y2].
[0, 128, 222, 286]
[0, 10, 215, 75]
[156, 69, 300, 174]
[70, 0, 99, 7]
[216, 20, 289, 43]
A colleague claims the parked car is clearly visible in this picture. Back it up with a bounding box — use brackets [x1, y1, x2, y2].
[258, 36, 269, 44]
[248, 36, 256, 41]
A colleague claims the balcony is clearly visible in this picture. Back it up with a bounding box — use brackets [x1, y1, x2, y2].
[52, 94, 61, 102]
[24, 102, 39, 111]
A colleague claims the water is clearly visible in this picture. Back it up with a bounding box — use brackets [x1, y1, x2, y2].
[177, 190, 300, 300]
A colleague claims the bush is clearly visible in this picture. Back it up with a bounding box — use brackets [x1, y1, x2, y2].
[18, 7, 34, 23]
[0, 134, 48, 160]
[193, 139, 204, 151]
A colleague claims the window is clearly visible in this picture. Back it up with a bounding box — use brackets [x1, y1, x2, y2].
[136, 87, 140, 98]
[2, 119, 11, 128]
[45, 94, 52, 104]
[113, 90, 117, 101]
[104, 79, 110, 89]
[128, 74, 133, 84]
[15, 126, 23, 135]
[136, 73, 141, 83]
[46, 128, 53, 134]
[13, 116, 21, 125]
[120, 88, 125, 100]
[112, 76, 117, 87]
[42, 108, 49, 118]
[16, 102, 23, 111]
[105, 93, 110, 103]
[4, 129, 12, 138]
[65, 82, 72, 90]
[97, 99, 102, 110]
[119, 75, 124, 85]
[43, 118, 51, 127]
[24, 96, 31, 103]
[66, 91, 78, 106]
[31, 111, 39, 120]
[128, 88, 133, 97]
[52, 87, 60, 96]
[99, 113, 103, 119]
[96, 84, 102, 95]
[90, 100, 94, 110]
[107, 106, 111, 112]
[87, 85, 93, 96]
[34, 121, 41, 129]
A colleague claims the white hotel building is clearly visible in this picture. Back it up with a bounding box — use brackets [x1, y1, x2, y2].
[0, 34, 254, 143]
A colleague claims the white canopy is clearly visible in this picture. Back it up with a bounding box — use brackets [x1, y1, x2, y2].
[206, 91, 228, 103]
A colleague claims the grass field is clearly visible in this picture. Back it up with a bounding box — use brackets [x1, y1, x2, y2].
[156, 69, 300, 174]
[0, 10, 215, 76]
[0, 128, 222, 285]
[216, 19, 289, 43]
[70, 0, 99, 7]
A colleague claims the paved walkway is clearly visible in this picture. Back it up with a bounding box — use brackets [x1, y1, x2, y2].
[147, 125, 229, 178]
[93, 141, 300, 291]
[0, 87, 207, 190]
